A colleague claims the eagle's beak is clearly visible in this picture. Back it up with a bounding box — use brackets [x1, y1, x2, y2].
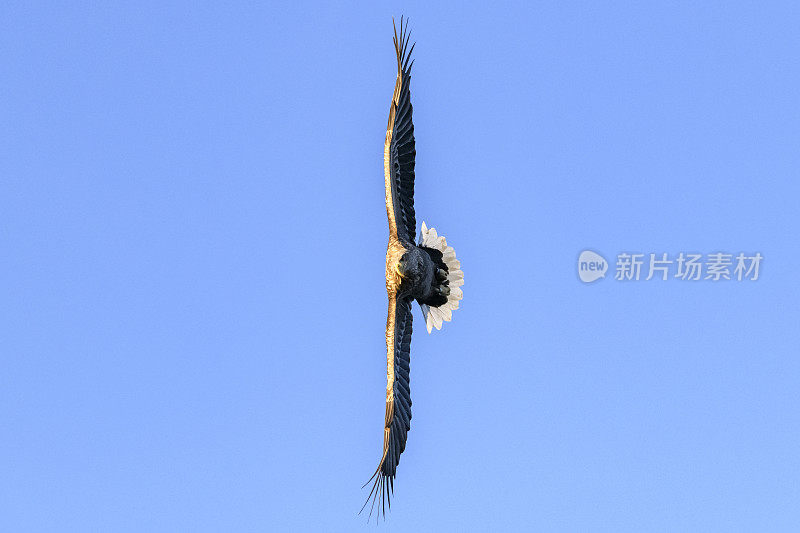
[395, 260, 407, 278]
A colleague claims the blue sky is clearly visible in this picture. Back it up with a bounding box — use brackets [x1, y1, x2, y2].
[2, 1, 800, 531]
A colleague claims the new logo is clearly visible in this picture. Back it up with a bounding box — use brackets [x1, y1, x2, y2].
[578, 250, 608, 283]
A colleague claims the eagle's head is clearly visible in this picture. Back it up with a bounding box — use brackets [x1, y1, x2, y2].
[396, 251, 423, 284]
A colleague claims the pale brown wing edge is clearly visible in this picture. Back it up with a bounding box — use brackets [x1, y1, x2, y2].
[362, 294, 413, 519]
[384, 16, 415, 240]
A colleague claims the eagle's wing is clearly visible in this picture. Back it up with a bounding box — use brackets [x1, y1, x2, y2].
[363, 295, 413, 518]
[384, 17, 416, 243]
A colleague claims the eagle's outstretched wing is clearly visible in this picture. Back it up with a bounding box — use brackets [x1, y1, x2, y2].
[383, 17, 416, 243]
[363, 295, 413, 518]
[363, 17, 416, 520]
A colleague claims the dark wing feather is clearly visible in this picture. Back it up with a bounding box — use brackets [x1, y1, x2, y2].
[384, 17, 417, 243]
[362, 295, 413, 519]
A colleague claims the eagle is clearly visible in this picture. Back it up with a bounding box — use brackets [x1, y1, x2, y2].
[362, 17, 464, 518]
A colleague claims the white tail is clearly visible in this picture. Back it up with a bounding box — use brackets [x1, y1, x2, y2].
[418, 221, 464, 333]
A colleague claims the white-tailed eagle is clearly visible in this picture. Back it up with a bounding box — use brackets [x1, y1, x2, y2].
[362, 17, 464, 518]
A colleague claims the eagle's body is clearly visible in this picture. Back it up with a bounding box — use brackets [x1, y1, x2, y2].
[387, 236, 449, 304]
[364, 18, 464, 518]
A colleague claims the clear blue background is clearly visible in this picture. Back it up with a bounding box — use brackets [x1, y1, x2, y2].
[2, 2, 799, 531]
